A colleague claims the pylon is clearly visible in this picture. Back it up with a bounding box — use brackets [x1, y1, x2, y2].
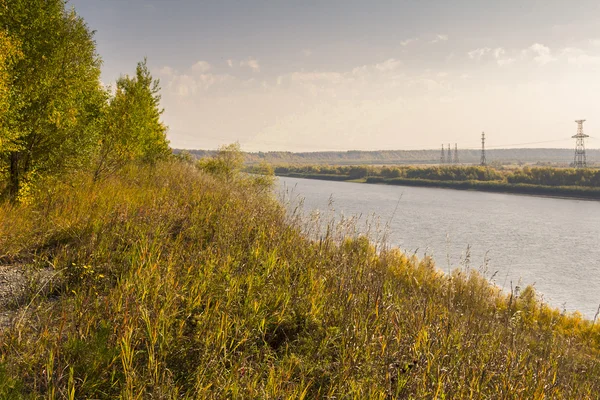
[572, 120, 589, 168]
[480, 132, 486, 166]
[440, 144, 446, 164]
[453, 143, 459, 164]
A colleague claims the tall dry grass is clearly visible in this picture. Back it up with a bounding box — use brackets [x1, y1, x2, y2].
[0, 161, 599, 398]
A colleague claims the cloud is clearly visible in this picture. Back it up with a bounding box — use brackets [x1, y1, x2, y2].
[468, 47, 491, 60]
[302, 49, 313, 57]
[289, 72, 344, 82]
[158, 66, 175, 77]
[468, 47, 514, 66]
[525, 43, 556, 65]
[191, 61, 211, 73]
[374, 58, 402, 72]
[227, 59, 234, 67]
[561, 47, 600, 66]
[493, 48, 515, 66]
[400, 38, 417, 46]
[430, 34, 448, 44]
[240, 58, 260, 72]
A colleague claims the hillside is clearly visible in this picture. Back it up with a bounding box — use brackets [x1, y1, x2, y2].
[1, 161, 599, 398]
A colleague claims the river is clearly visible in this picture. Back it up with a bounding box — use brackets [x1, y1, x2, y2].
[277, 176, 600, 319]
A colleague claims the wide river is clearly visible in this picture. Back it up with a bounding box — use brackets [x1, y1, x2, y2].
[277, 176, 600, 319]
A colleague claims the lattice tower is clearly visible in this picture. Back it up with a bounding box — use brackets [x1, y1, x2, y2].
[453, 143, 459, 164]
[440, 144, 446, 164]
[480, 133, 487, 166]
[572, 120, 589, 168]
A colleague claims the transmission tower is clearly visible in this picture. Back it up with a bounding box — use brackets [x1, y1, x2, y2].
[447, 143, 452, 165]
[453, 143, 459, 164]
[440, 144, 446, 164]
[572, 120, 589, 168]
[480, 132, 487, 166]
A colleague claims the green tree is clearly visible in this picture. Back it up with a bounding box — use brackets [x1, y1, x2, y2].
[93, 59, 170, 180]
[198, 142, 245, 181]
[0, 0, 104, 200]
[0, 30, 22, 156]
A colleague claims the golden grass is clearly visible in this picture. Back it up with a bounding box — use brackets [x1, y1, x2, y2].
[0, 161, 599, 399]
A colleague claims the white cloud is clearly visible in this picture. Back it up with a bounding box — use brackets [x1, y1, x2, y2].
[493, 48, 515, 66]
[561, 47, 600, 66]
[496, 57, 515, 66]
[468, 47, 514, 66]
[400, 38, 417, 46]
[289, 71, 344, 84]
[191, 61, 211, 73]
[302, 49, 313, 57]
[468, 47, 491, 60]
[227, 59, 234, 67]
[430, 34, 448, 44]
[240, 58, 260, 72]
[374, 58, 402, 72]
[525, 43, 556, 65]
[158, 66, 175, 77]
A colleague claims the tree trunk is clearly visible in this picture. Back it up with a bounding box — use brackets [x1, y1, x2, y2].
[8, 151, 20, 201]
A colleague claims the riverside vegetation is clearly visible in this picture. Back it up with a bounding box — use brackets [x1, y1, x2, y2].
[2, 153, 600, 398]
[270, 164, 600, 199]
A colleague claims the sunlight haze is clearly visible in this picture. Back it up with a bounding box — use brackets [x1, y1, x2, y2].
[71, 0, 600, 151]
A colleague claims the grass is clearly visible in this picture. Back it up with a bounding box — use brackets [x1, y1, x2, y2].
[0, 161, 599, 398]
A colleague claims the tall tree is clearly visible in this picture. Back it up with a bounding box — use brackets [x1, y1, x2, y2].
[0, 29, 22, 157]
[94, 59, 170, 180]
[0, 0, 104, 199]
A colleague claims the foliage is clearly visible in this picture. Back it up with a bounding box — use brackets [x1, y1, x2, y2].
[93, 59, 170, 180]
[197, 142, 245, 181]
[250, 160, 276, 190]
[0, 161, 599, 398]
[0, 0, 104, 199]
[275, 164, 600, 194]
[0, 29, 22, 153]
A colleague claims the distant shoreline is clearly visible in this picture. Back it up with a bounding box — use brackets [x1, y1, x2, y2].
[276, 173, 600, 201]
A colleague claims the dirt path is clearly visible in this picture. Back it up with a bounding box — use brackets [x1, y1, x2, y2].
[0, 264, 55, 329]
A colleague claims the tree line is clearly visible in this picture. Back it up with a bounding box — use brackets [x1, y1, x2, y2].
[271, 164, 600, 188]
[0, 0, 170, 201]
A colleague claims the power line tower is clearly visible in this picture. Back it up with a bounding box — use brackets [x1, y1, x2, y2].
[440, 144, 446, 164]
[572, 119, 589, 168]
[453, 143, 459, 164]
[480, 132, 487, 166]
[447, 143, 452, 165]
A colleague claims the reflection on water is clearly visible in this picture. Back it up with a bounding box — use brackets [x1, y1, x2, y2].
[278, 176, 600, 318]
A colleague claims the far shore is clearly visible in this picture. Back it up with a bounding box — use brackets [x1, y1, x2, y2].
[276, 172, 600, 201]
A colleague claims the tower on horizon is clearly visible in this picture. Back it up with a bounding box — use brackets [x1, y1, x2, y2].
[447, 143, 452, 165]
[480, 132, 486, 166]
[440, 144, 446, 164]
[572, 120, 589, 168]
[453, 143, 459, 164]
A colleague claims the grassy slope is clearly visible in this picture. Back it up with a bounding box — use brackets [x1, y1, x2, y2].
[0, 162, 599, 398]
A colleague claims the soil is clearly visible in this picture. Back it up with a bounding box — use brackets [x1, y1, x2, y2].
[0, 264, 55, 329]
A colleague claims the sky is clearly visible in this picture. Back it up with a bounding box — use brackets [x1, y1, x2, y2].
[69, 0, 600, 151]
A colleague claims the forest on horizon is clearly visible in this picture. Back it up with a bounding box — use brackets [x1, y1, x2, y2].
[178, 147, 600, 166]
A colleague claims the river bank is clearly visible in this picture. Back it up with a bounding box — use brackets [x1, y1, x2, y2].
[276, 172, 600, 200]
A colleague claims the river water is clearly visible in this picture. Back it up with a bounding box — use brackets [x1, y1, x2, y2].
[277, 176, 600, 319]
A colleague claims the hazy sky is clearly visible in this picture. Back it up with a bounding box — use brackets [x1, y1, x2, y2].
[70, 0, 600, 151]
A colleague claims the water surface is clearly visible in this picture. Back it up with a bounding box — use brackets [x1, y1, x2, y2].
[278, 176, 600, 318]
